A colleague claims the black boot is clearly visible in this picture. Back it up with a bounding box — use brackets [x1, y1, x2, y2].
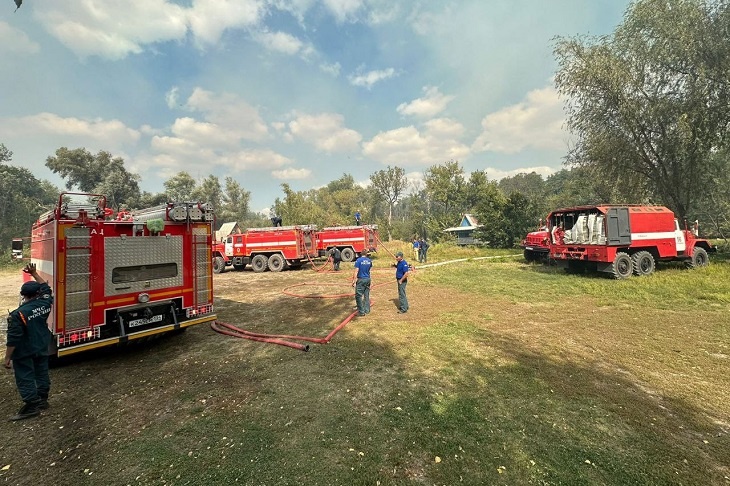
[38, 394, 49, 410]
[9, 400, 41, 421]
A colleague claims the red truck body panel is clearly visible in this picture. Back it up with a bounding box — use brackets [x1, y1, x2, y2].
[316, 225, 379, 261]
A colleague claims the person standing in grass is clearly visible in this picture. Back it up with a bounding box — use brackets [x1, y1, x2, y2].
[351, 250, 372, 316]
[328, 247, 342, 271]
[412, 238, 420, 261]
[4, 263, 54, 421]
[394, 251, 411, 314]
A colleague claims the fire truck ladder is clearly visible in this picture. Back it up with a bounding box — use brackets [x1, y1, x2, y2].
[63, 227, 94, 333]
[192, 226, 213, 314]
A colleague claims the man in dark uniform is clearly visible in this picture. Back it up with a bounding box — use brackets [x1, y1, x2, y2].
[4, 263, 54, 421]
[328, 247, 342, 271]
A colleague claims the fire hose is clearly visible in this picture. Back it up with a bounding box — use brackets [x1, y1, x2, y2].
[212, 235, 414, 352]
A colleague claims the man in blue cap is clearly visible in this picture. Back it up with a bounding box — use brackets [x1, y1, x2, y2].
[4, 263, 54, 421]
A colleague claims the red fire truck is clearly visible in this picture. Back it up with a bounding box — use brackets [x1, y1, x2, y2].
[547, 204, 714, 278]
[212, 225, 318, 273]
[29, 192, 217, 357]
[316, 224, 379, 262]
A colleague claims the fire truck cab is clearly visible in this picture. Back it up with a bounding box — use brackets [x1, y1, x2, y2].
[521, 220, 550, 263]
[316, 224, 379, 262]
[547, 205, 714, 278]
[30, 192, 217, 357]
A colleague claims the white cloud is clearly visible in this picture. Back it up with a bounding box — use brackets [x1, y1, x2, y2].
[32, 0, 264, 59]
[472, 85, 568, 154]
[0, 113, 140, 144]
[320, 61, 341, 77]
[272, 167, 312, 180]
[0, 21, 40, 55]
[165, 87, 180, 109]
[287, 112, 362, 152]
[186, 0, 265, 46]
[185, 88, 269, 143]
[253, 30, 306, 56]
[323, 0, 364, 23]
[362, 118, 470, 167]
[348, 67, 396, 89]
[397, 86, 454, 118]
[35, 0, 189, 60]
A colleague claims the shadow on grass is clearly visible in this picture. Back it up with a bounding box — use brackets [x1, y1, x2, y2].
[1, 293, 728, 486]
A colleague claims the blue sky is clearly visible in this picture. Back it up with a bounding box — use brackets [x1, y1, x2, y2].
[0, 0, 632, 212]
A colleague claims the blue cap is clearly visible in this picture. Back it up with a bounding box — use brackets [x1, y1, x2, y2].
[20, 281, 41, 297]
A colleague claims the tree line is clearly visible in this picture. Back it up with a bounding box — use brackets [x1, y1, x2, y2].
[2, 0, 728, 253]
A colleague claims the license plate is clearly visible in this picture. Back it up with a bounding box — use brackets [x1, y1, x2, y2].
[525, 246, 534, 250]
[128, 314, 164, 328]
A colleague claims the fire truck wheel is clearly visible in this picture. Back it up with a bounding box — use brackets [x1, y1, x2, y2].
[213, 256, 225, 274]
[341, 248, 355, 262]
[523, 249, 537, 262]
[611, 252, 633, 279]
[251, 254, 268, 273]
[686, 247, 709, 269]
[268, 253, 285, 272]
[631, 251, 655, 276]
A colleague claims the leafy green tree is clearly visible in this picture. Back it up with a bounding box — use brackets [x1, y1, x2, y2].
[164, 172, 197, 201]
[137, 191, 169, 209]
[370, 166, 408, 239]
[217, 177, 251, 224]
[472, 179, 509, 247]
[554, 0, 730, 219]
[0, 145, 58, 251]
[46, 148, 126, 192]
[192, 175, 223, 210]
[273, 184, 327, 227]
[93, 170, 141, 211]
[423, 160, 467, 239]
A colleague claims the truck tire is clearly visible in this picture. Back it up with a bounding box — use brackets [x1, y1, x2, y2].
[341, 247, 355, 262]
[611, 252, 633, 279]
[213, 256, 225, 274]
[268, 253, 285, 272]
[523, 249, 537, 262]
[251, 254, 268, 273]
[631, 251, 655, 276]
[686, 246, 709, 269]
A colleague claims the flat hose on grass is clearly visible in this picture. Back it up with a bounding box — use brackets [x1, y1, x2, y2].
[211, 321, 311, 352]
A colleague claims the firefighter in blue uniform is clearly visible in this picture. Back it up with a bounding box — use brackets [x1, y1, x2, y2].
[4, 263, 54, 421]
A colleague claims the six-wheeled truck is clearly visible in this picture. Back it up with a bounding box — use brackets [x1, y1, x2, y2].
[29, 192, 217, 357]
[547, 205, 714, 278]
[521, 222, 550, 263]
[316, 224, 379, 262]
[212, 225, 318, 273]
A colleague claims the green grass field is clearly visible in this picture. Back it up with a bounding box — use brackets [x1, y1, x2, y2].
[0, 245, 728, 485]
